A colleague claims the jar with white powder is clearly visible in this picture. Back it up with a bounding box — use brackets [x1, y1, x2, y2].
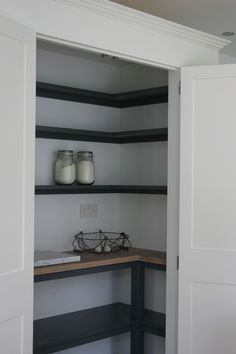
[55, 150, 75, 184]
[76, 151, 95, 184]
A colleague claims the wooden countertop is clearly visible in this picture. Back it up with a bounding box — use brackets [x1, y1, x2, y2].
[34, 248, 166, 276]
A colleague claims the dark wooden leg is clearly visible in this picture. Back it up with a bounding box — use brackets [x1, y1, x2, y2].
[131, 262, 145, 354]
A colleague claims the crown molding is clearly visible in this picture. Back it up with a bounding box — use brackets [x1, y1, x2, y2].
[52, 0, 230, 51]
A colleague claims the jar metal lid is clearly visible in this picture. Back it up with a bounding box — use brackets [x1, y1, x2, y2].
[77, 151, 93, 157]
[57, 150, 74, 156]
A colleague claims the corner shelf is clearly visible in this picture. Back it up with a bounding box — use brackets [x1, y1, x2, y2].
[35, 78, 168, 354]
[33, 249, 166, 353]
[36, 125, 168, 144]
[33, 303, 165, 354]
[34, 248, 167, 281]
[33, 303, 136, 354]
[35, 185, 167, 195]
[36, 82, 168, 108]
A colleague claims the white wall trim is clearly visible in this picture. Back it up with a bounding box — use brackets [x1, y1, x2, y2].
[0, 0, 224, 68]
[53, 0, 230, 51]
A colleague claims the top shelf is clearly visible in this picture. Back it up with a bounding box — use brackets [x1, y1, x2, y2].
[36, 82, 168, 108]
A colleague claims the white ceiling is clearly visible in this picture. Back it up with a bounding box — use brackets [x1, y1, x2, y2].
[111, 0, 236, 57]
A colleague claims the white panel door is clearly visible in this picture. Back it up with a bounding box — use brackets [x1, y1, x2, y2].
[179, 64, 236, 354]
[0, 16, 35, 354]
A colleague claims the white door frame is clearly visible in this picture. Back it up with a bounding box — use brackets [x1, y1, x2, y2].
[35, 32, 181, 354]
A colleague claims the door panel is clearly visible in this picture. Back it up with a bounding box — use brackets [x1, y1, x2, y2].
[0, 316, 23, 354]
[0, 31, 25, 274]
[0, 15, 35, 354]
[191, 282, 236, 354]
[179, 64, 236, 354]
[192, 77, 236, 250]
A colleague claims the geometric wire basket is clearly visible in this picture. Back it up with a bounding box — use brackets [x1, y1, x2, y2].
[72, 229, 132, 254]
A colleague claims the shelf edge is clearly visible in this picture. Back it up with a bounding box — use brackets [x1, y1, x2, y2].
[36, 82, 168, 107]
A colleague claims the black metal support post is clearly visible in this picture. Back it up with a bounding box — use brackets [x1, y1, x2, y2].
[131, 262, 145, 354]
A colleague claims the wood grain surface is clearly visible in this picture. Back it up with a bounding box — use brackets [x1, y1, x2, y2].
[34, 248, 166, 276]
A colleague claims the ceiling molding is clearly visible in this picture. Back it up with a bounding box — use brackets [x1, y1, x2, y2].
[52, 0, 230, 51]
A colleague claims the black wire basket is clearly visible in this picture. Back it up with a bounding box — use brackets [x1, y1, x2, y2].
[72, 230, 132, 254]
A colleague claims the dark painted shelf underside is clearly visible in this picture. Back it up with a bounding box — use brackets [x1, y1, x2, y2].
[142, 308, 166, 337]
[37, 82, 168, 108]
[35, 185, 167, 195]
[36, 125, 168, 143]
[33, 303, 165, 354]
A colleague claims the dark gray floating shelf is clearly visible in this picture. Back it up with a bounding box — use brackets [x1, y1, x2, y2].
[35, 185, 167, 195]
[36, 125, 168, 144]
[33, 303, 165, 354]
[36, 82, 168, 107]
[142, 309, 166, 337]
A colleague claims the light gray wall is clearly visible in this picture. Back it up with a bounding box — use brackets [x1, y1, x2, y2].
[37, 43, 121, 93]
[219, 53, 236, 64]
[35, 44, 168, 354]
[116, 63, 168, 354]
[35, 46, 122, 354]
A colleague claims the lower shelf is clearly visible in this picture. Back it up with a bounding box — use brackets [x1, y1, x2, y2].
[142, 309, 166, 337]
[33, 303, 165, 354]
[35, 185, 167, 195]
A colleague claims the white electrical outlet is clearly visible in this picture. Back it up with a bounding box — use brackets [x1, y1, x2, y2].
[80, 204, 98, 218]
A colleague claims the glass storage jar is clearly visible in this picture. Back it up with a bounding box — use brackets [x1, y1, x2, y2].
[76, 151, 95, 184]
[55, 150, 75, 184]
